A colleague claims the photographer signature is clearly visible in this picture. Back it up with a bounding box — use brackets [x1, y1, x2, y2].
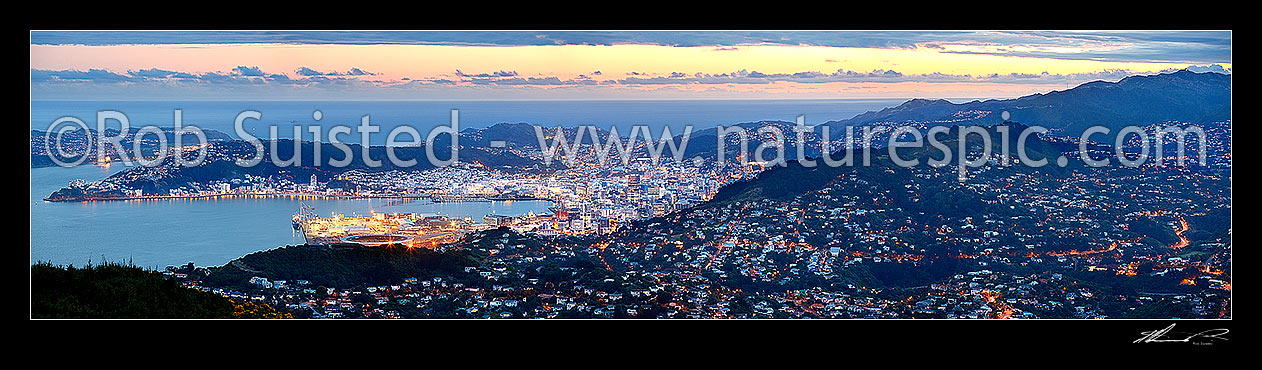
[1134, 323, 1229, 344]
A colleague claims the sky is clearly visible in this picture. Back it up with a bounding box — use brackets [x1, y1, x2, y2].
[29, 31, 1231, 101]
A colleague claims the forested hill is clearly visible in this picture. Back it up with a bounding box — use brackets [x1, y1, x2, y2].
[31, 261, 290, 318]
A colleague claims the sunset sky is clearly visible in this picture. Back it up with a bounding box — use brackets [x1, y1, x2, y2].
[30, 31, 1231, 101]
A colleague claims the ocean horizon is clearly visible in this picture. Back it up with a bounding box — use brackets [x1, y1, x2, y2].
[30, 99, 923, 145]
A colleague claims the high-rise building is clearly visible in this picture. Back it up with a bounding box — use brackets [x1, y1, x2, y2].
[626, 174, 641, 203]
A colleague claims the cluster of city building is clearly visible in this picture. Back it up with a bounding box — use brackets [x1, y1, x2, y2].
[83, 121, 1232, 319]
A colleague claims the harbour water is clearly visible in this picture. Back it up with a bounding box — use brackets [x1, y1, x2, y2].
[29, 164, 553, 268]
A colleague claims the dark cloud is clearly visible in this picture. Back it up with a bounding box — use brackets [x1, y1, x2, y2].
[232, 66, 265, 76]
[31, 65, 352, 86]
[128, 68, 196, 79]
[455, 69, 518, 78]
[467, 76, 599, 86]
[1176, 64, 1232, 74]
[295, 67, 323, 76]
[296, 66, 378, 76]
[30, 68, 133, 82]
[607, 68, 1162, 86]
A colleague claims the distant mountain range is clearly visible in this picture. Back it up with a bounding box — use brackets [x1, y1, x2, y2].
[459, 70, 1230, 155]
[818, 69, 1230, 137]
[30, 127, 235, 168]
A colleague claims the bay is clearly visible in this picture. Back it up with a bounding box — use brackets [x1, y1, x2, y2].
[29, 164, 552, 269]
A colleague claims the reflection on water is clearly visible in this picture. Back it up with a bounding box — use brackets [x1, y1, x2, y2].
[30, 165, 552, 268]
